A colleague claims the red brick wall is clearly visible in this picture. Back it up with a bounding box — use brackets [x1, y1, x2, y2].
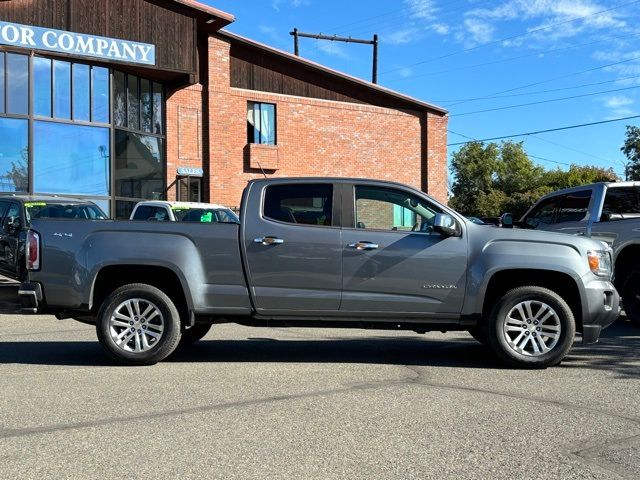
[166, 83, 205, 200]
[165, 35, 449, 208]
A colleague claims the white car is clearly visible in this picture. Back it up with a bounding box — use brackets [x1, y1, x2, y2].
[129, 201, 239, 223]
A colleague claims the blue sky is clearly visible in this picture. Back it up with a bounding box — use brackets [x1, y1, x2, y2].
[206, 0, 640, 179]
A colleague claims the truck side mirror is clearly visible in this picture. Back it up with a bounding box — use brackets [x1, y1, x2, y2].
[500, 213, 513, 228]
[433, 213, 459, 237]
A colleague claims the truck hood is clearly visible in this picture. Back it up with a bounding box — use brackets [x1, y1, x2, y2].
[466, 222, 608, 254]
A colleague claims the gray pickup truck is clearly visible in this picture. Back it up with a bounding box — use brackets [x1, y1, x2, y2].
[19, 178, 619, 368]
[519, 182, 640, 325]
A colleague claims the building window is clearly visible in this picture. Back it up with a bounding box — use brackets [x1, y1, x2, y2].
[113, 71, 166, 218]
[247, 102, 276, 145]
[115, 131, 164, 201]
[177, 176, 201, 202]
[0, 117, 28, 192]
[6, 53, 29, 115]
[34, 121, 110, 196]
[113, 71, 164, 134]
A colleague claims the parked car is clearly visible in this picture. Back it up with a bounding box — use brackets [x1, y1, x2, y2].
[19, 178, 618, 368]
[0, 194, 106, 280]
[130, 201, 239, 223]
[519, 182, 640, 325]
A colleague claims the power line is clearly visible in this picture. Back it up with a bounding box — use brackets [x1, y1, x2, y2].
[381, 0, 640, 76]
[446, 54, 640, 108]
[385, 31, 640, 84]
[451, 84, 640, 117]
[434, 73, 640, 104]
[447, 114, 640, 146]
[448, 130, 573, 166]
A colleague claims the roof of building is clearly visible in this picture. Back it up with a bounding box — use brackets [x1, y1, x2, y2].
[219, 30, 447, 116]
[170, 0, 234, 28]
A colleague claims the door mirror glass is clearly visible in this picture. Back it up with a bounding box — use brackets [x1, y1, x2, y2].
[433, 214, 459, 237]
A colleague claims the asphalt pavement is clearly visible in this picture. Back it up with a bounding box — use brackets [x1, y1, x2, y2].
[0, 287, 638, 480]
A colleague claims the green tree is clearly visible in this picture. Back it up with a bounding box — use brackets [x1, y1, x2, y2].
[449, 142, 500, 215]
[449, 141, 620, 218]
[621, 125, 640, 180]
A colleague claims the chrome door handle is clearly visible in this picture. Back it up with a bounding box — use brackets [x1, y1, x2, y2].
[347, 242, 379, 250]
[254, 236, 284, 246]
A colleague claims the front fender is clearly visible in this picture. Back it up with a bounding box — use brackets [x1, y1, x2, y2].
[463, 238, 588, 317]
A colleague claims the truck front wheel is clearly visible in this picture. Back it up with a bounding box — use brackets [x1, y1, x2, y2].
[96, 283, 182, 366]
[621, 269, 640, 326]
[485, 286, 575, 368]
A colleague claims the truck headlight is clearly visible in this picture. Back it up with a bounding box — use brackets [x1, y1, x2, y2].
[587, 250, 612, 277]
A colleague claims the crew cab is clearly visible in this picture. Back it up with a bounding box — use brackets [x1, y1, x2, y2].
[520, 182, 640, 325]
[19, 178, 619, 368]
[0, 195, 106, 280]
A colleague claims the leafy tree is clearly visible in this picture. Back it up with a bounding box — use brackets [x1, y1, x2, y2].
[449, 142, 500, 215]
[621, 125, 640, 180]
[449, 141, 620, 218]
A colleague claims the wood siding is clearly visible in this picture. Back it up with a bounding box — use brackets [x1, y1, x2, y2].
[230, 42, 421, 111]
[0, 0, 197, 74]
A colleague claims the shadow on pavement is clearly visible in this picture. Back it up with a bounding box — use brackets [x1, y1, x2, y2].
[0, 320, 636, 373]
[0, 335, 502, 369]
[563, 319, 640, 378]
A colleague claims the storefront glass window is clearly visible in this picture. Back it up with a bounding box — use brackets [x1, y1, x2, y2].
[0, 52, 4, 113]
[72, 63, 90, 121]
[53, 60, 71, 119]
[115, 130, 164, 200]
[34, 121, 110, 196]
[91, 67, 109, 124]
[34, 57, 52, 117]
[153, 82, 164, 134]
[7, 53, 29, 115]
[141, 79, 152, 133]
[0, 118, 28, 192]
[114, 70, 126, 127]
[127, 75, 139, 130]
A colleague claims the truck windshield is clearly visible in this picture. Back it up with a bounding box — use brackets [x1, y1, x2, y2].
[25, 202, 107, 221]
[173, 208, 239, 223]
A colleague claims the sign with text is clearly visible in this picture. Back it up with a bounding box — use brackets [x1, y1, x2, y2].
[0, 21, 156, 66]
[177, 167, 204, 176]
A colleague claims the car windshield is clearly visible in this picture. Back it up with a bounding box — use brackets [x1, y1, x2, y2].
[172, 207, 239, 223]
[25, 201, 107, 221]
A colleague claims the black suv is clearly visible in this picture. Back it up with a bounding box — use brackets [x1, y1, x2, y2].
[0, 195, 107, 280]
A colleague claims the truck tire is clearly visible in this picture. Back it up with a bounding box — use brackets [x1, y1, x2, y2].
[484, 286, 575, 368]
[179, 323, 213, 347]
[96, 283, 182, 366]
[467, 327, 488, 345]
[621, 269, 640, 326]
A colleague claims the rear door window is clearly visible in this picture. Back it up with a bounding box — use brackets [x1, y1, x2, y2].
[263, 184, 333, 226]
[556, 190, 592, 223]
[602, 187, 640, 220]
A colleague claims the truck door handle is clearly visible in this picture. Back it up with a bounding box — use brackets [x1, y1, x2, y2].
[254, 236, 284, 246]
[347, 241, 379, 250]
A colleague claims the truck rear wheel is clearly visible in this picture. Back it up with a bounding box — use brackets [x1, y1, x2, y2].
[96, 283, 182, 366]
[485, 286, 575, 368]
[621, 269, 640, 326]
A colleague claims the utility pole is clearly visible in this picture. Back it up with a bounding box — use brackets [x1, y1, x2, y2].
[289, 29, 379, 84]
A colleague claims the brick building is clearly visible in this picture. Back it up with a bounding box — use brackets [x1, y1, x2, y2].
[0, 0, 448, 217]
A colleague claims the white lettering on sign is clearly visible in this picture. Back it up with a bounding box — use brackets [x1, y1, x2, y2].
[0, 21, 156, 66]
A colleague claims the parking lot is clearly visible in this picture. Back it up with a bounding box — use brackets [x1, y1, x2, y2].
[0, 288, 638, 480]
